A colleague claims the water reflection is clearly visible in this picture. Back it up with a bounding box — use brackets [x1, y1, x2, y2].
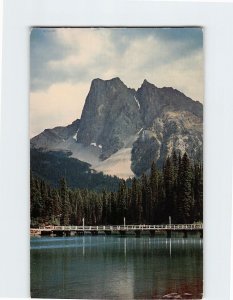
[31, 235, 203, 299]
[124, 238, 127, 258]
[82, 236, 85, 257]
[170, 238, 171, 257]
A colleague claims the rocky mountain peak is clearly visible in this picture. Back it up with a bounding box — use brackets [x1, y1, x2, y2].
[141, 79, 156, 88]
[31, 77, 203, 178]
[76, 77, 142, 160]
[91, 77, 126, 90]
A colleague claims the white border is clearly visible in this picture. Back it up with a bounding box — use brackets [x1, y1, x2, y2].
[1, 1, 233, 299]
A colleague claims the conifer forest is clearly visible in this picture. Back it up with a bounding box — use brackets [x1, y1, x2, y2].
[31, 152, 203, 227]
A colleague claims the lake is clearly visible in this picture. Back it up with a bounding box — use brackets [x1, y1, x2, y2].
[31, 235, 203, 299]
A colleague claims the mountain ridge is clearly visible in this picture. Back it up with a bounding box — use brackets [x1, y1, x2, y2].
[31, 77, 203, 178]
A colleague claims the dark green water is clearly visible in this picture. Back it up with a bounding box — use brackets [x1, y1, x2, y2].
[31, 235, 203, 299]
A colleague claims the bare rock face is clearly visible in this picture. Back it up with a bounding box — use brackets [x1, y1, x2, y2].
[76, 77, 142, 159]
[30, 78, 203, 178]
[131, 110, 202, 175]
[137, 79, 202, 123]
[131, 83, 203, 175]
[31, 119, 80, 149]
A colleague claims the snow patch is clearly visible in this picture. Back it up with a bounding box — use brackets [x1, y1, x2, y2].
[93, 148, 134, 179]
[90, 142, 97, 147]
[142, 131, 146, 141]
[98, 144, 102, 149]
[137, 128, 143, 135]
[73, 129, 79, 141]
[51, 136, 134, 179]
[134, 96, 140, 109]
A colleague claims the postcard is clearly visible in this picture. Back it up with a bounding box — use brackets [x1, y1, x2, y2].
[30, 27, 203, 299]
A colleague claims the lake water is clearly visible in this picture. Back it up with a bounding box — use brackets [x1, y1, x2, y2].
[31, 235, 203, 299]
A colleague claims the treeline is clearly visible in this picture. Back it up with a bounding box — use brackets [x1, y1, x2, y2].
[31, 152, 203, 227]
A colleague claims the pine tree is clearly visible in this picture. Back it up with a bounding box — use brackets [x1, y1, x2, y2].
[110, 192, 117, 225]
[106, 193, 112, 224]
[75, 190, 84, 225]
[141, 173, 150, 223]
[117, 180, 127, 224]
[163, 156, 175, 222]
[59, 178, 70, 226]
[171, 150, 178, 222]
[51, 189, 61, 225]
[156, 171, 165, 223]
[130, 178, 143, 224]
[30, 176, 43, 225]
[176, 153, 183, 223]
[102, 190, 108, 225]
[178, 153, 193, 223]
[150, 162, 158, 224]
[69, 190, 78, 225]
[193, 162, 203, 222]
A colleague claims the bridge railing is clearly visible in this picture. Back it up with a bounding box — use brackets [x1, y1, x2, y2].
[40, 224, 203, 231]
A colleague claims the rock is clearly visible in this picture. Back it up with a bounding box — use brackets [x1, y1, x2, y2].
[77, 77, 142, 160]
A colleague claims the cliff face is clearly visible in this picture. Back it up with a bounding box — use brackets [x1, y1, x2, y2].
[31, 78, 203, 178]
[76, 77, 142, 160]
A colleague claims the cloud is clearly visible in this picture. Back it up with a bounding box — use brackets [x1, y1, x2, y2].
[30, 28, 69, 90]
[30, 82, 89, 137]
[49, 28, 113, 69]
[138, 49, 204, 102]
[30, 27, 203, 137]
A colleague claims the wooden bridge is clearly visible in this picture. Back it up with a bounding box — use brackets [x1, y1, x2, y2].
[31, 224, 203, 238]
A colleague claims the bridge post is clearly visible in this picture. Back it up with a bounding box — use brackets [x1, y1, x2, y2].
[41, 230, 52, 236]
[167, 230, 171, 238]
[183, 230, 188, 238]
[119, 230, 126, 236]
[91, 231, 98, 236]
[150, 230, 155, 237]
[200, 230, 203, 238]
[105, 230, 112, 235]
[77, 231, 84, 236]
[55, 230, 65, 237]
[135, 230, 141, 237]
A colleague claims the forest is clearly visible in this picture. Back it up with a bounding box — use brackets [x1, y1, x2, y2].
[30, 151, 203, 227]
[30, 148, 123, 191]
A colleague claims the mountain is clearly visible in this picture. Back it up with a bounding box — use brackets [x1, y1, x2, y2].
[31, 77, 203, 178]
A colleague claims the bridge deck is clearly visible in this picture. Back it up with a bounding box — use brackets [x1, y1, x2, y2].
[31, 224, 203, 235]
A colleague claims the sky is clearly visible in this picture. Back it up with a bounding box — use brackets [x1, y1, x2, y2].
[30, 27, 203, 137]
